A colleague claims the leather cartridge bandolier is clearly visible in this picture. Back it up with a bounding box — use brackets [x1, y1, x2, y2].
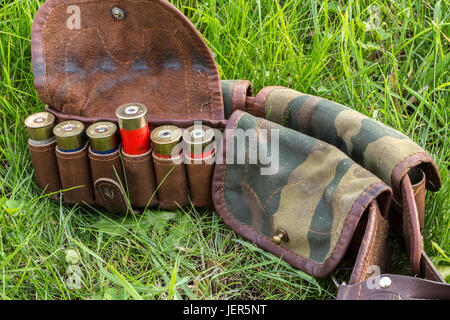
[26, 0, 449, 300]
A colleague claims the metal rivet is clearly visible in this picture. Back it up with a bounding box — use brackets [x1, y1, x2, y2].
[379, 276, 392, 289]
[112, 7, 125, 20]
[272, 228, 289, 245]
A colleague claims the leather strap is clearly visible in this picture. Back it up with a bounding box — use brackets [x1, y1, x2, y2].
[401, 173, 422, 276]
[409, 168, 426, 230]
[420, 250, 446, 283]
[337, 273, 450, 300]
[339, 171, 450, 299]
[349, 200, 390, 284]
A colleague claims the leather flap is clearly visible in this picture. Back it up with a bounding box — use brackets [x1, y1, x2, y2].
[95, 178, 131, 215]
[32, 0, 224, 121]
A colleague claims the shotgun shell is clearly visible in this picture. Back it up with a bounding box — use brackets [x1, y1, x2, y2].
[53, 120, 85, 152]
[24, 112, 56, 142]
[182, 125, 215, 159]
[151, 125, 183, 158]
[86, 122, 119, 154]
[116, 103, 150, 155]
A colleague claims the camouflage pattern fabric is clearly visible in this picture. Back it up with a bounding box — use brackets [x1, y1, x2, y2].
[262, 88, 441, 194]
[214, 110, 392, 276]
[221, 80, 253, 118]
[221, 80, 239, 118]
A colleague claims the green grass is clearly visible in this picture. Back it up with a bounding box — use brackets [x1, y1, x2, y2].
[0, 0, 448, 300]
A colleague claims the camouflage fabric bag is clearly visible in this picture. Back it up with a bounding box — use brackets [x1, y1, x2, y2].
[245, 86, 442, 276]
[212, 110, 392, 277]
[216, 83, 448, 299]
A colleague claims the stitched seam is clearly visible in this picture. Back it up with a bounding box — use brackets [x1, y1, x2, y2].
[360, 212, 378, 282]
[321, 182, 388, 266]
[375, 138, 401, 173]
[402, 181, 420, 270]
[89, 156, 120, 162]
[152, 0, 215, 118]
[40, 3, 59, 102]
[30, 146, 55, 153]
[96, 28, 144, 65]
[357, 284, 363, 300]
[171, 29, 191, 118]
[413, 183, 425, 197]
[390, 151, 428, 188]
[244, 120, 264, 182]
[57, 152, 87, 160]
[123, 157, 152, 164]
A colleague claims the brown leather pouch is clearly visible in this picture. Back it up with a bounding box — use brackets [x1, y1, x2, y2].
[56, 143, 95, 206]
[186, 155, 215, 208]
[31, 0, 226, 211]
[28, 138, 61, 198]
[153, 154, 189, 210]
[31, 0, 224, 124]
[122, 148, 158, 209]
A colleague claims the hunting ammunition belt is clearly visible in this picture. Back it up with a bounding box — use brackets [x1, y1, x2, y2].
[27, 115, 217, 213]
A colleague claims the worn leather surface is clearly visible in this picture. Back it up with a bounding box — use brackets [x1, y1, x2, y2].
[349, 201, 390, 284]
[186, 156, 215, 208]
[251, 86, 284, 118]
[122, 148, 158, 209]
[401, 173, 423, 276]
[94, 177, 131, 215]
[410, 168, 426, 230]
[89, 147, 126, 211]
[337, 273, 450, 300]
[28, 139, 61, 198]
[32, 0, 224, 122]
[153, 154, 189, 210]
[56, 143, 95, 206]
[420, 250, 446, 283]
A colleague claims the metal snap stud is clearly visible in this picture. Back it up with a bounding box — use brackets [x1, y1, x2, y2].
[379, 276, 392, 289]
[112, 7, 125, 20]
[272, 228, 289, 245]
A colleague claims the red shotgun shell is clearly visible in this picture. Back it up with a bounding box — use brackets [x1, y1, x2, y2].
[116, 103, 151, 156]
